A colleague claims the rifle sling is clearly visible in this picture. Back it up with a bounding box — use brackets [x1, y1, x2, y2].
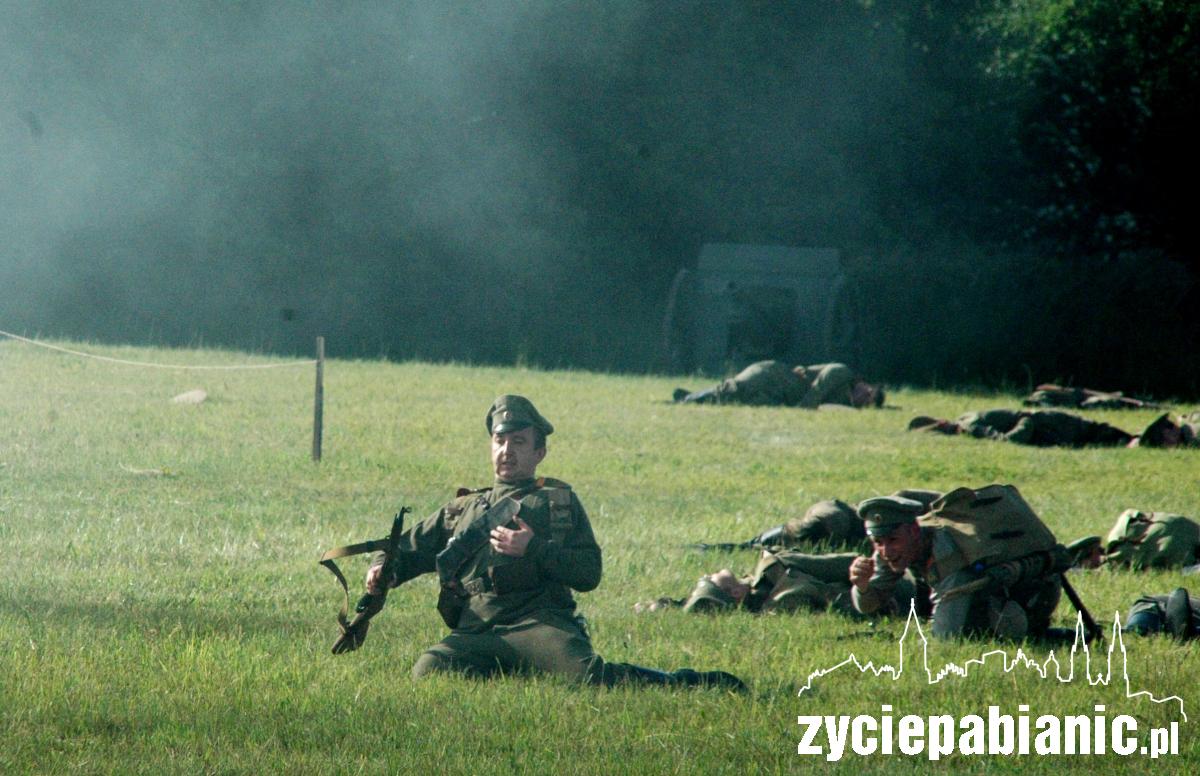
[320, 538, 391, 632]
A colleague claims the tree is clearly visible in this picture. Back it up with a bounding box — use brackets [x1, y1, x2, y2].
[987, 0, 1200, 263]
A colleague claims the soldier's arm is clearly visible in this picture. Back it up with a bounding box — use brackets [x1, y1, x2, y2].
[850, 552, 902, 615]
[368, 503, 455, 589]
[522, 493, 603, 592]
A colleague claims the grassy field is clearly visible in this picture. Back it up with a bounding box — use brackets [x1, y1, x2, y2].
[1, 338, 1198, 774]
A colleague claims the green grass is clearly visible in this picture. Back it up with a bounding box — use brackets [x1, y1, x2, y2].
[1, 338, 1198, 774]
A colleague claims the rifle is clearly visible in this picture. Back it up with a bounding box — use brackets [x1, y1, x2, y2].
[939, 546, 1104, 643]
[1059, 573, 1104, 643]
[320, 506, 410, 654]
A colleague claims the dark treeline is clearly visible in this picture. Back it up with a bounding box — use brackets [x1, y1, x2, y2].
[2, 1, 1197, 396]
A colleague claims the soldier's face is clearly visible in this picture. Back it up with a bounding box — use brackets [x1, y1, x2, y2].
[491, 427, 546, 481]
[850, 381, 877, 408]
[710, 569, 750, 603]
[871, 524, 921, 572]
[1079, 547, 1105, 569]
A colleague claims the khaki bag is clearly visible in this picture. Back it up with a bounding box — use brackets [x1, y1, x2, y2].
[917, 484, 1059, 577]
[1104, 510, 1200, 569]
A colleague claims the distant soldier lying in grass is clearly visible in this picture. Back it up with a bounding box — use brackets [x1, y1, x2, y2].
[1067, 510, 1200, 570]
[1124, 588, 1200, 641]
[635, 549, 926, 619]
[909, 409, 1200, 449]
[1022, 383, 1162, 410]
[672, 360, 884, 408]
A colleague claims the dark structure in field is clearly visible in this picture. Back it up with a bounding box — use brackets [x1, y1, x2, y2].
[663, 243, 860, 375]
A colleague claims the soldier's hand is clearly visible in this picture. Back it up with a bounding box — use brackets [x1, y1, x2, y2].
[490, 517, 534, 558]
[331, 617, 370, 654]
[849, 556, 875, 591]
[365, 563, 386, 595]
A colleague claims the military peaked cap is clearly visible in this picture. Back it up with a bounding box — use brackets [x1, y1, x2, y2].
[858, 495, 925, 538]
[486, 394, 554, 437]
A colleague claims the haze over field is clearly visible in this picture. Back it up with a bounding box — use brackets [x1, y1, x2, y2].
[3, 1, 1196, 393]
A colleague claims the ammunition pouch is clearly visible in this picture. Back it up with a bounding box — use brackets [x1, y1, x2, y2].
[488, 561, 540, 595]
[435, 535, 478, 587]
[436, 584, 467, 628]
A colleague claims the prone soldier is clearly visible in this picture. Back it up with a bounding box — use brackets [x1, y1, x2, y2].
[636, 549, 925, 619]
[910, 408, 1200, 449]
[1063, 511, 1200, 571]
[673, 361, 884, 408]
[907, 409, 1135, 447]
[738, 489, 943, 552]
[1124, 588, 1199, 641]
[1022, 384, 1161, 410]
[849, 489, 1070, 640]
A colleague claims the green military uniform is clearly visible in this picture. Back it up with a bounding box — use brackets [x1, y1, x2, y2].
[375, 395, 744, 690]
[1022, 385, 1157, 410]
[1103, 510, 1200, 569]
[383, 476, 605, 681]
[746, 490, 941, 552]
[667, 550, 921, 617]
[1124, 588, 1200, 640]
[911, 408, 1134, 447]
[713, 360, 808, 406]
[675, 361, 873, 408]
[1065, 535, 1103, 567]
[1135, 413, 1200, 448]
[852, 492, 1064, 639]
[794, 363, 860, 408]
[781, 499, 865, 549]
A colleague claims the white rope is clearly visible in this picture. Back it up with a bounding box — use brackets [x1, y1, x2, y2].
[0, 329, 318, 370]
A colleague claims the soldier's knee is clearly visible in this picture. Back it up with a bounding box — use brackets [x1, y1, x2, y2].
[412, 648, 490, 680]
[991, 600, 1029, 640]
[411, 651, 452, 680]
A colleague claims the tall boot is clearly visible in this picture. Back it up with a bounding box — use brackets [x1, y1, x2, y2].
[668, 668, 748, 692]
[677, 387, 719, 404]
[1165, 588, 1196, 641]
[602, 662, 747, 692]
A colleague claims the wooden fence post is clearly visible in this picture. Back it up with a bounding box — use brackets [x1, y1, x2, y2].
[312, 336, 324, 462]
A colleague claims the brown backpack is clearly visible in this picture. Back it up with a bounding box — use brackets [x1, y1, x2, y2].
[917, 484, 1059, 577]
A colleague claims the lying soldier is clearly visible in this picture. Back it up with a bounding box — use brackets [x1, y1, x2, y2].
[1022, 383, 1162, 410]
[1124, 588, 1199, 641]
[673, 360, 884, 408]
[850, 489, 1072, 640]
[635, 549, 925, 619]
[907, 409, 1135, 447]
[696, 489, 942, 553]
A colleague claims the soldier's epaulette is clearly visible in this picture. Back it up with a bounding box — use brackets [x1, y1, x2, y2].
[537, 477, 572, 491]
[455, 485, 491, 498]
[445, 486, 490, 516]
